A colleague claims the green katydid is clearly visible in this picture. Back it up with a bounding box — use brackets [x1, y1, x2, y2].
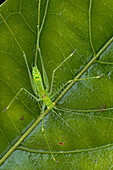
[0, 0, 102, 163]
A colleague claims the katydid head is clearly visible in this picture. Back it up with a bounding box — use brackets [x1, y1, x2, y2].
[47, 102, 55, 110]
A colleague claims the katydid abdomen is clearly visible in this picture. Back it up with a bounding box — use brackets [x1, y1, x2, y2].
[32, 66, 55, 109]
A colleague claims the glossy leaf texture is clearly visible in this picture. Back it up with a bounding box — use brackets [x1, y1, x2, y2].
[1, 0, 113, 169]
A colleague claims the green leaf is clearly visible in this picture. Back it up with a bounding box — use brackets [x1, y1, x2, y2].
[1, 0, 113, 169]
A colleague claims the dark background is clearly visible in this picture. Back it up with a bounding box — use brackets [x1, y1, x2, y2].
[0, 0, 6, 5]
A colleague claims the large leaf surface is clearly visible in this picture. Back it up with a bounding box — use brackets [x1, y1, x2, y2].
[1, 0, 113, 169]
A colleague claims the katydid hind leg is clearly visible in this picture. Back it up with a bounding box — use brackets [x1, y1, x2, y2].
[0, 13, 37, 96]
[23, 54, 38, 95]
[41, 105, 58, 163]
